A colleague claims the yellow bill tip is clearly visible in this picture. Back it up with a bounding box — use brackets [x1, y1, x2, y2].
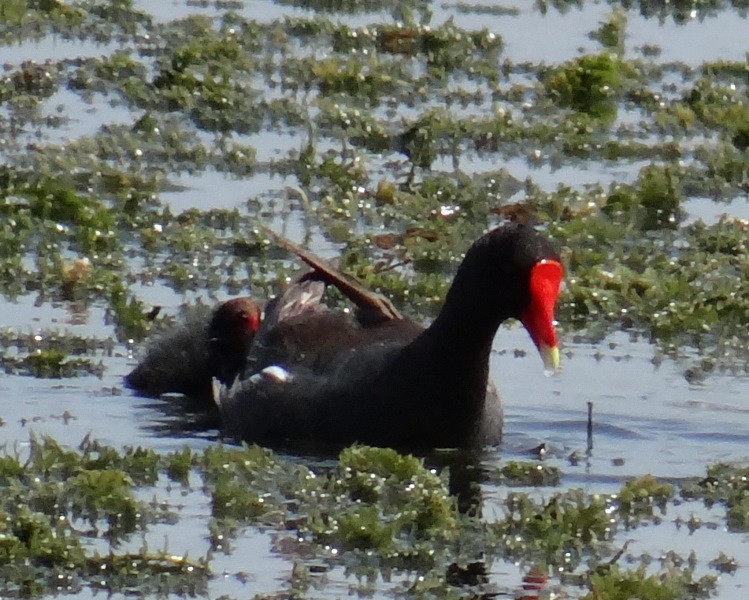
[539, 344, 560, 375]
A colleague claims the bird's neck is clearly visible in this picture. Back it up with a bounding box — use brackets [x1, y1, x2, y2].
[397, 265, 510, 413]
[389, 296, 502, 413]
[429, 262, 508, 359]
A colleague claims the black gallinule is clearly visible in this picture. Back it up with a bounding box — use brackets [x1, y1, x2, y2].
[216, 223, 563, 449]
[125, 297, 261, 401]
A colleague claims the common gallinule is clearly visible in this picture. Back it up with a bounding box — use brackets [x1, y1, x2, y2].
[125, 297, 261, 402]
[216, 223, 563, 449]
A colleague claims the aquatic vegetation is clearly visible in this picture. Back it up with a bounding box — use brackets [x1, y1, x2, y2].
[541, 53, 626, 121]
[604, 164, 682, 230]
[275, 0, 430, 17]
[0, 436, 743, 596]
[591, 9, 627, 53]
[164, 446, 195, 484]
[690, 142, 749, 197]
[555, 212, 749, 364]
[488, 460, 562, 487]
[108, 281, 151, 342]
[311, 56, 399, 103]
[583, 564, 715, 600]
[317, 100, 391, 153]
[336, 445, 456, 537]
[493, 489, 613, 568]
[68, 468, 139, 533]
[709, 551, 738, 574]
[0, 331, 106, 378]
[685, 74, 749, 137]
[616, 474, 675, 522]
[0, 435, 202, 595]
[682, 462, 749, 531]
[0, 170, 116, 251]
[25, 349, 73, 378]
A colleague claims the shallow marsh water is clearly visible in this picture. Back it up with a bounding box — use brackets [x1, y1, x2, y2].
[3, 329, 749, 597]
[1, 0, 749, 598]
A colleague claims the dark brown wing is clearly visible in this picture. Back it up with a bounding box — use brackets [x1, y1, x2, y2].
[260, 226, 403, 323]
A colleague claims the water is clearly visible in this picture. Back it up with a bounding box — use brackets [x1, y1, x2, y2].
[1, 0, 748, 597]
[2, 327, 748, 597]
[497, 329, 749, 477]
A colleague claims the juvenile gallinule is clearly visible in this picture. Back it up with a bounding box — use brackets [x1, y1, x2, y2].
[125, 297, 261, 402]
[216, 223, 563, 449]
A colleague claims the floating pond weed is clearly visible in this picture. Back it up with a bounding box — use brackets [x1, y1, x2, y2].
[488, 461, 562, 487]
[0, 1, 748, 597]
[0, 437, 743, 595]
[541, 53, 626, 122]
[584, 564, 716, 600]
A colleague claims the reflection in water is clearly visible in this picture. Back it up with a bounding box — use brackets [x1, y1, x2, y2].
[426, 449, 487, 517]
[138, 395, 222, 439]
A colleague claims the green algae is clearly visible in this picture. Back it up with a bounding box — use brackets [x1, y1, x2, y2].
[199, 444, 458, 556]
[604, 164, 682, 230]
[591, 9, 628, 53]
[584, 564, 715, 600]
[493, 489, 613, 568]
[616, 474, 675, 522]
[0, 334, 105, 378]
[25, 349, 72, 378]
[488, 460, 562, 487]
[682, 462, 749, 531]
[312, 56, 400, 102]
[0, 436, 742, 597]
[0, 435, 200, 595]
[336, 445, 456, 539]
[1, 133, 747, 363]
[554, 212, 749, 360]
[542, 52, 626, 121]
